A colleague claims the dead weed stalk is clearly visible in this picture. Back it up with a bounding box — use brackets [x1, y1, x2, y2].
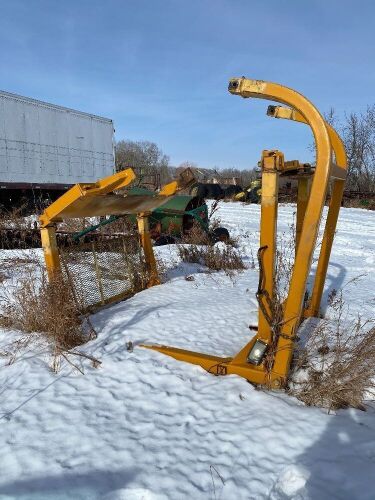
[177, 222, 245, 276]
[256, 220, 374, 412]
[270, 221, 375, 410]
[289, 287, 375, 411]
[0, 265, 99, 373]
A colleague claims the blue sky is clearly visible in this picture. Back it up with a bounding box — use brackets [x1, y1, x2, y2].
[1, 0, 374, 169]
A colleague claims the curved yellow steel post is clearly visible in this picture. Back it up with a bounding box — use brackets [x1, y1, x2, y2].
[229, 77, 332, 382]
[296, 177, 311, 251]
[142, 79, 335, 388]
[266, 105, 347, 317]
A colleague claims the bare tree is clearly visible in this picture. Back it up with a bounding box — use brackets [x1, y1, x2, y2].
[115, 140, 173, 188]
[321, 106, 375, 193]
[343, 106, 375, 192]
[219, 167, 258, 187]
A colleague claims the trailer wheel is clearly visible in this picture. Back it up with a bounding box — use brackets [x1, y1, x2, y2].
[224, 185, 243, 198]
[205, 184, 224, 200]
[212, 227, 230, 243]
[189, 183, 208, 198]
[154, 235, 176, 246]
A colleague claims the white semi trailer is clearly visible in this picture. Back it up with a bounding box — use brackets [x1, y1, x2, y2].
[0, 89, 115, 206]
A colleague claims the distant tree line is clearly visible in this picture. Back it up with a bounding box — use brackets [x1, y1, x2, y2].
[115, 140, 258, 190]
[325, 106, 375, 192]
[116, 106, 375, 193]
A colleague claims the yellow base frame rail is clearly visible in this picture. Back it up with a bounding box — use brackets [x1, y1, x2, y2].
[142, 77, 347, 388]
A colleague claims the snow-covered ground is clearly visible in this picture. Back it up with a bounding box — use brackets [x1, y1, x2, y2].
[0, 203, 374, 500]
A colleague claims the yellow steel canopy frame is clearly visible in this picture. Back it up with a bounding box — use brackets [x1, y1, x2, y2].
[142, 77, 347, 388]
[40, 168, 195, 288]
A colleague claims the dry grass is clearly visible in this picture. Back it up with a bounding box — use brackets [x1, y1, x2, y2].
[180, 220, 211, 245]
[0, 211, 160, 372]
[178, 243, 245, 274]
[0, 273, 84, 348]
[0, 204, 30, 229]
[0, 218, 156, 371]
[342, 197, 375, 210]
[0, 266, 98, 372]
[255, 220, 375, 411]
[0, 205, 41, 249]
[59, 217, 94, 233]
[289, 288, 375, 411]
[178, 220, 245, 276]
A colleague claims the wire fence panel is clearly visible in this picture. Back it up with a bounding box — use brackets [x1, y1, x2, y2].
[60, 224, 148, 310]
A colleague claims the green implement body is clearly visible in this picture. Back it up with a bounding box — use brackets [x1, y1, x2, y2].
[126, 187, 208, 236]
[72, 187, 209, 242]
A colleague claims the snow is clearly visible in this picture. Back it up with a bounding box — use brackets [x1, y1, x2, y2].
[0, 202, 374, 499]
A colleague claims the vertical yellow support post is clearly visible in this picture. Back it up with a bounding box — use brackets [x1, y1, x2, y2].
[137, 213, 160, 287]
[306, 131, 347, 317]
[295, 177, 311, 252]
[257, 151, 281, 342]
[306, 178, 345, 316]
[40, 226, 61, 279]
